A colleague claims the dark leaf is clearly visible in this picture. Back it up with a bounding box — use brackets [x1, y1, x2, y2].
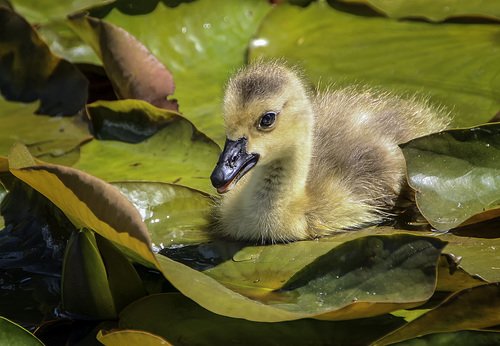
[0, 7, 88, 115]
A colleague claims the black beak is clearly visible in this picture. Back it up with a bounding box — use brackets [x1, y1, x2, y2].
[210, 137, 259, 194]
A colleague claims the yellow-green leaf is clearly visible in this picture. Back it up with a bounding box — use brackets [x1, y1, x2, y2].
[118, 293, 405, 346]
[155, 234, 445, 321]
[0, 316, 43, 346]
[73, 100, 220, 194]
[114, 182, 213, 247]
[340, 0, 500, 22]
[0, 98, 92, 164]
[376, 283, 500, 345]
[97, 329, 172, 346]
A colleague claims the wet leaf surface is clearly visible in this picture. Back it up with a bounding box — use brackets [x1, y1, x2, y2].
[274, 236, 444, 318]
[156, 234, 445, 321]
[114, 182, 213, 248]
[118, 293, 405, 346]
[402, 124, 500, 231]
[0, 7, 88, 115]
[74, 102, 220, 194]
[339, 0, 500, 22]
[250, 1, 500, 127]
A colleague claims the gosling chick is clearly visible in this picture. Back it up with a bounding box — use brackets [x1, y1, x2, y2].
[210, 61, 450, 243]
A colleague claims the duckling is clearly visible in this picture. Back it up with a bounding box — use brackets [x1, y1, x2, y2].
[210, 61, 450, 243]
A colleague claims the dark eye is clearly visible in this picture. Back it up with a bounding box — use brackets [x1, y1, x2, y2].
[258, 111, 277, 130]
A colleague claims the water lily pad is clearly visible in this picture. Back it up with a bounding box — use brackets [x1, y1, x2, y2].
[156, 234, 445, 321]
[401, 123, 500, 231]
[261, 235, 444, 319]
[7, 144, 156, 266]
[0, 98, 92, 164]
[68, 15, 178, 111]
[376, 283, 500, 345]
[81, 0, 272, 144]
[0, 7, 88, 115]
[97, 329, 172, 346]
[0, 316, 43, 346]
[339, 0, 500, 22]
[250, 1, 500, 127]
[74, 103, 220, 194]
[118, 293, 405, 345]
[113, 182, 213, 248]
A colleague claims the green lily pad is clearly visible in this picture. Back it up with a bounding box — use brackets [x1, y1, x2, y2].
[375, 283, 500, 345]
[155, 234, 445, 321]
[81, 0, 272, 144]
[250, 1, 500, 127]
[118, 293, 405, 346]
[113, 182, 213, 248]
[401, 123, 500, 231]
[0, 7, 88, 115]
[0, 98, 92, 164]
[74, 101, 220, 194]
[339, 0, 500, 22]
[68, 15, 178, 111]
[97, 329, 171, 346]
[0, 316, 43, 346]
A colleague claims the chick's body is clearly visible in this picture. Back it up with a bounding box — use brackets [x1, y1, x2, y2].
[210, 62, 450, 243]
